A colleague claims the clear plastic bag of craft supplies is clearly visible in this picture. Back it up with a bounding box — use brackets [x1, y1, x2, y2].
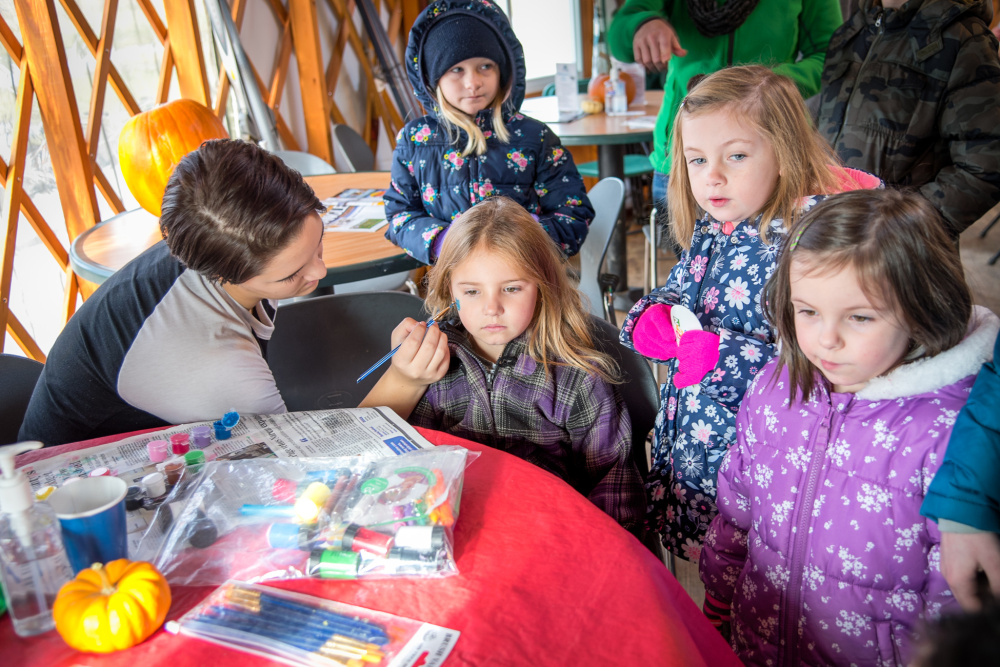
[135, 447, 472, 585]
[168, 580, 460, 667]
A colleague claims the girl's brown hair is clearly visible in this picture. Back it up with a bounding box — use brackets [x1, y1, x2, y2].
[667, 65, 840, 249]
[425, 197, 619, 382]
[764, 188, 972, 401]
[435, 75, 512, 157]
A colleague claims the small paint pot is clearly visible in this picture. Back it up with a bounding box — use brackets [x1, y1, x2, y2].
[342, 523, 393, 557]
[88, 466, 110, 477]
[190, 425, 212, 449]
[147, 440, 170, 463]
[212, 421, 231, 440]
[183, 450, 206, 473]
[124, 486, 145, 511]
[308, 549, 359, 579]
[393, 525, 445, 553]
[34, 485, 57, 501]
[163, 460, 184, 487]
[141, 472, 167, 498]
[170, 433, 190, 455]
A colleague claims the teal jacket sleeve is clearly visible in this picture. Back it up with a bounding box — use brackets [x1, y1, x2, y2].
[922, 332, 1000, 532]
[606, 0, 671, 64]
[772, 0, 842, 98]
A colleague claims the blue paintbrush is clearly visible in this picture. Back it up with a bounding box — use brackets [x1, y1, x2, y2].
[355, 306, 450, 383]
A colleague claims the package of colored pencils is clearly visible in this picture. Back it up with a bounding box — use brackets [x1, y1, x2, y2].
[167, 580, 460, 666]
[137, 446, 474, 586]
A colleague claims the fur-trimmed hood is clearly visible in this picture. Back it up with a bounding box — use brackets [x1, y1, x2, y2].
[404, 0, 527, 120]
[858, 305, 999, 400]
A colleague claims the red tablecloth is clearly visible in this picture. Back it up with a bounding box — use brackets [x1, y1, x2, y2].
[3, 427, 739, 666]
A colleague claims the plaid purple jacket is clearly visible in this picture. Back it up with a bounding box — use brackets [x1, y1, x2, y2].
[410, 324, 645, 533]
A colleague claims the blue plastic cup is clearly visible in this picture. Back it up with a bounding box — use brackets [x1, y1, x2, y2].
[47, 476, 128, 574]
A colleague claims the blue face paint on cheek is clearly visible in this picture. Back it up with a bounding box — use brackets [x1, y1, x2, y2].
[453, 298, 460, 312]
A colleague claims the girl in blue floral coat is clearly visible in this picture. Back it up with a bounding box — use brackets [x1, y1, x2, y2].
[619, 66, 880, 559]
[384, 0, 593, 265]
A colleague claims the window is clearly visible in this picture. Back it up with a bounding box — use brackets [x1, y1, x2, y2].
[500, 0, 582, 91]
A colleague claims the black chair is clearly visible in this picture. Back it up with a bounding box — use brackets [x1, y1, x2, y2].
[588, 316, 659, 479]
[0, 353, 44, 445]
[589, 316, 665, 558]
[268, 292, 427, 411]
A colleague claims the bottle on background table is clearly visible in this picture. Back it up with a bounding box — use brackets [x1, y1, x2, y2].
[605, 65, 628, 116]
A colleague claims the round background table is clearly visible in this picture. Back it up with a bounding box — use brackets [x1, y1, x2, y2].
[521, 91, 662, 306]
[70, 172, 421, 287]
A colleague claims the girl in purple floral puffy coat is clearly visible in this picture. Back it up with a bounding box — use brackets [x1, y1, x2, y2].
[700, 189, 1000, 666]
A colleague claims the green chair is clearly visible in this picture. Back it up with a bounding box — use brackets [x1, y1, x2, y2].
[576, 154, 653, 180]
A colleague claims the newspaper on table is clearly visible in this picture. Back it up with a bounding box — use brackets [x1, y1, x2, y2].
[320, 187, 388, 232]
[19, 408, 433, 555]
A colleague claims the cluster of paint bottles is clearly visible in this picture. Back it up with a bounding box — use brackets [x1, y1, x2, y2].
[139, 429, 211, 508]
[243, 469, 454, 579]
[266, 521, 446, 579]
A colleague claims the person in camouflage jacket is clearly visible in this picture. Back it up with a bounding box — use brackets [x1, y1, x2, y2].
[816, 0, 1000, 239]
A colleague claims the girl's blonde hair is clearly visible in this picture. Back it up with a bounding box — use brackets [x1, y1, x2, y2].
[435, 76, 512, 157]
[668, 65, 840, 249]
[426, 197, 619, 382]
[764, 189, 972, 401]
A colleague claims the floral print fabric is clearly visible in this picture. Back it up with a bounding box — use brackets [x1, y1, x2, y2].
[384, 0, 593, 265]
[619, 199, 823, 558]
[699, 357, 976, 666]
[385, 114, 593, 264]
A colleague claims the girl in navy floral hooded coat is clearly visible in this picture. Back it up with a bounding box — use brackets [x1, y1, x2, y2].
[384, 0, 593, 265]
[618, 66, 880, 559]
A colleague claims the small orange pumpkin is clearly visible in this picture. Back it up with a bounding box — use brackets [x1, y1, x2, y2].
[587, 71, 637, 105]
[54, 559, 172, 653]
[119, 99, 229, 216]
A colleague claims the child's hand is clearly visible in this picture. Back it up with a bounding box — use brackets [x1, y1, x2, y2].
[388, 317, 450, 386]
[633, 304, 678, 360]
[941, 531, 1000, 611]
[674, 330, 721, 389]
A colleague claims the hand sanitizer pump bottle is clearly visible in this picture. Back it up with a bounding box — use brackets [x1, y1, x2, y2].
[0, 441, 74, 636]
[604, 65, 628, 116]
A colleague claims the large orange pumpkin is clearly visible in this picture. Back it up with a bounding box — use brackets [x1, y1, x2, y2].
[119, 99, 229, 216]
[587, 71, 638, 106]
[53, 559, 171, 653]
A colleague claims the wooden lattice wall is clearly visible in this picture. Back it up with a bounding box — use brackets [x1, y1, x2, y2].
[1, 0, 426, 360]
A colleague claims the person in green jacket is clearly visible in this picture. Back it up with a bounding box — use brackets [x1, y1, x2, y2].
[607, 0, 843, 213]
